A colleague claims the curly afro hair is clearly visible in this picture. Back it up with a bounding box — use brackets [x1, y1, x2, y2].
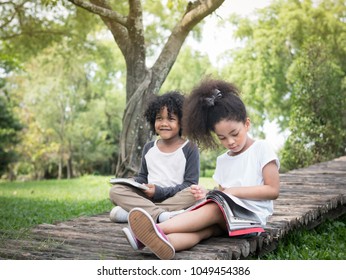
[144, 91, 185, 136]
[182, 77, 246, 148]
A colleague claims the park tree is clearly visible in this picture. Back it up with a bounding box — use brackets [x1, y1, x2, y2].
[281, 42, 346, 169]
[67, 0, 226, 176]
[222, 0, 346, 169]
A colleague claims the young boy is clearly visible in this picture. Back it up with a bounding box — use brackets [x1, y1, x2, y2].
[109, 91, 200, 231]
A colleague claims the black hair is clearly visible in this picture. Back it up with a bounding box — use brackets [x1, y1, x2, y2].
[182, 77, 247, 148]
[144, 91, 185, 136]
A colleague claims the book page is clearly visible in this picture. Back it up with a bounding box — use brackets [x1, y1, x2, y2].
[109, 178, 149, 190]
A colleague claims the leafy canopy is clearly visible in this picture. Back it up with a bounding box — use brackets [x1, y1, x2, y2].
[222, 0, 346, 169]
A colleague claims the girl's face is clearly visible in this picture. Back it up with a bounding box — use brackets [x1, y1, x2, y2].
[214, 118, 251, 156]
[154, 106, 180, 140]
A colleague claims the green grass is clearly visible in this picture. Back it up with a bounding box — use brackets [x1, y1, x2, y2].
[0, 175, 113, 232]
[0, 176, 345, 259]
[262, 214, 346, 260]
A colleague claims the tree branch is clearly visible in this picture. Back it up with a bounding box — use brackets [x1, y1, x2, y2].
[0, 1, 29, 30]
[0, 11, 16, 30]
[67, 0, 127, 26]
[151, 0, 225, 87]
[181, 0, 224, 29]
[68, 0, 130, 57]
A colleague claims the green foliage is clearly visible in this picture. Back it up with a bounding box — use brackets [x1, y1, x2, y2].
[223, 0, 346, 169]
[199, 177, 218, 189]
[199, 148, 224, 178]
[280, 42, 346, 169]
[1, 1, 124, 179]
[6, 36, 125, 179]
[142, 0, 203, 58]
[0, 1, 76, 62]
[161, 46, 216, 93]
[262, 214, 346, 260]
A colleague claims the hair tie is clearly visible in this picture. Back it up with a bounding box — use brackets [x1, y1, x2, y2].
[205, 89, 222, 107]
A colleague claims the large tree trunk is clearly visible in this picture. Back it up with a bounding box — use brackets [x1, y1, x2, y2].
[116, 71, 154, 176]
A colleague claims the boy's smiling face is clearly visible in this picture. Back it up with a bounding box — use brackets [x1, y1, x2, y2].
[154, 106, 180, 140]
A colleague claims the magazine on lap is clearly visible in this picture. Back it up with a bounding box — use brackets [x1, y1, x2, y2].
[191, 190, 264, 236]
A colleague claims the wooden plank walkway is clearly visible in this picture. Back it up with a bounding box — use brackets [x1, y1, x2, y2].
[0, 156, 345, 260]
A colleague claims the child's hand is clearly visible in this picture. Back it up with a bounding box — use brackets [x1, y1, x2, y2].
[190, 184, 208, 200]
[143, 184, 155, 198]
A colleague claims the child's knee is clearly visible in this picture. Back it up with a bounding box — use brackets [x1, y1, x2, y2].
[109, 184, 125, 200]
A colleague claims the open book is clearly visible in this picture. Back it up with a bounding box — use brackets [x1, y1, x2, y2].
[192, 190, 264, 236]
[109, 178, 149, 190]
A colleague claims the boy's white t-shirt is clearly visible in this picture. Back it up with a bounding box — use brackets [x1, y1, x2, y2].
[145, 140, 189, 188]
[212, 140, 280, 224]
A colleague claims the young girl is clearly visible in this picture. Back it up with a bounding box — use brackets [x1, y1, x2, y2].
[124, 78, 280, 260]
[109, 91, 200, 231]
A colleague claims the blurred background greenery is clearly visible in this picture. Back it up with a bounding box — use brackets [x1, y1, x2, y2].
[1, 0, 345, 181]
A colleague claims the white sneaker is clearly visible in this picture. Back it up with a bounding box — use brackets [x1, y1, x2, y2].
[122, 227, 145, 250]
[109, 206, 129, 223]
[158, 209, 185, 223]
